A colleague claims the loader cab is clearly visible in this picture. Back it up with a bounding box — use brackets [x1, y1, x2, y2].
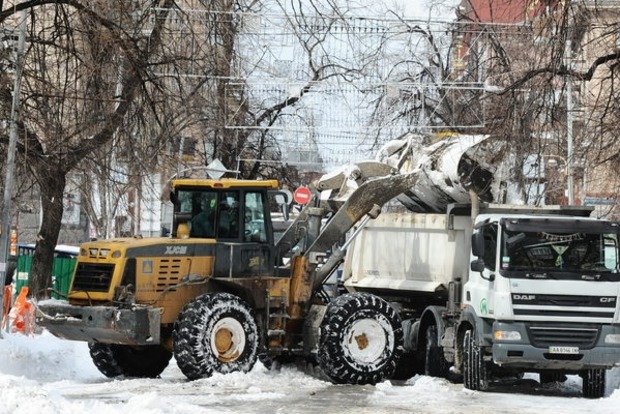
[170, 178, 282, 277]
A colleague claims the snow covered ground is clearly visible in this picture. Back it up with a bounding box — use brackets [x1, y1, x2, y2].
[1, 331, 620, 413]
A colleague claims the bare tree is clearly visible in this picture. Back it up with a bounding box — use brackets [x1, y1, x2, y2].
[0, 1, 180, 298]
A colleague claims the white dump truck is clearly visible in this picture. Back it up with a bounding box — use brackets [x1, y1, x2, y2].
[340, 202, 620, 398]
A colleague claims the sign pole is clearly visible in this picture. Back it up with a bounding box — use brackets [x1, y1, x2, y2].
[0, 10, 27, 336]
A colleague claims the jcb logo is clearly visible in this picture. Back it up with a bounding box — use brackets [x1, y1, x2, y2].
[165, 246, 188, 255]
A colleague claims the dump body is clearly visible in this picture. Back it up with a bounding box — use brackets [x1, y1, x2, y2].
[342, 212, 472, 297]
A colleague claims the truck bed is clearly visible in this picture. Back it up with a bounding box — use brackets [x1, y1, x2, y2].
[342, 212, 472, 297]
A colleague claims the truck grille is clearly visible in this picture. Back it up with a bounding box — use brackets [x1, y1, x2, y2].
[527, 324, 599, 349]
[512, 294, 616, 319]
[72, 263, 115, 292]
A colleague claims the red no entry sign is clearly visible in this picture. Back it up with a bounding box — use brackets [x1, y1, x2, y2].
[293, 186, 312, 204]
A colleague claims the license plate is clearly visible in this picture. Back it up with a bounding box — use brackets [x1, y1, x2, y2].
[548, 346, 579, 354]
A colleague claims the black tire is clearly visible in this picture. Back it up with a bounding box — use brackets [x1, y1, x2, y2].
[88, 342, 172, 378]
[581, 368, 606, 399]
[539, 371, 567, 384]
[424, 325, 449, 378]
[391, 351, 423, 381]
[318, 292, 403, 385]
[462, 329, 489, 391]
[172, 292, 259, 380]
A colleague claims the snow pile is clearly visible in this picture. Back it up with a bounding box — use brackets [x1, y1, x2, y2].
[0, 330, 96, 382]
[0, 331, 329, 414]
[376, 133, 519, 212]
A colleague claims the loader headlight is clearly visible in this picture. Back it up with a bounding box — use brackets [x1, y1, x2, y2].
[605, 334, 620, 344]
[494, 330, 521, 341]
[111, 250, 122, 258]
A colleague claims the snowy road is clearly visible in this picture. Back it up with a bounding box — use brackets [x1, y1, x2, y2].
[1, 332, 619, 414]
[46, 371, 618, 414]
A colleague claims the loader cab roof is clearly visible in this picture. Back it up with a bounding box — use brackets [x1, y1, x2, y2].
[170, 178, 279, 190]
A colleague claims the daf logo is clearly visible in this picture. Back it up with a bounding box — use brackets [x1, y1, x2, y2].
[513, 294, 536, 301]
[600, 297, 616, 303]
[165, 246, 188, 255]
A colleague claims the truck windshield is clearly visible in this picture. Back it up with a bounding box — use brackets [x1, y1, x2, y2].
[499, 219, 619, 278]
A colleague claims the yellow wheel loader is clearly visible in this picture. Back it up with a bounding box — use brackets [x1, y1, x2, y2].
[37, 169, 418, 383]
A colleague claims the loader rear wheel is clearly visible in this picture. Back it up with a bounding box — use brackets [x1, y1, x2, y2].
[318, 292, 403, 384]
[463, 329, 489, 391]
[88, 343, 171, 378]
[173, 292, 259, 380]
[581, 368, 606, 398]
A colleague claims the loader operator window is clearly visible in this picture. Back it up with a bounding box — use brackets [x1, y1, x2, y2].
[179, 191, 216, 238]
[244, 192, 267, 242]
[217, 191, 240, 238]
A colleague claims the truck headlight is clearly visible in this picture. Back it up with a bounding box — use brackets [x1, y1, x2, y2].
[494, 330, 521, 341]
[605, 334, 620, 344]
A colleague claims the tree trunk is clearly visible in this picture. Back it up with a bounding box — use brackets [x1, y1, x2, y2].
[29, 173, 66, 300]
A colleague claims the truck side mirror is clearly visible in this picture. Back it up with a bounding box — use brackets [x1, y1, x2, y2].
[470, 259, 485, 272]
[470, 258, 495, 281]
[471, 231, 485, 257]
[277, 195, 289, 221]
[272, 192, 290, 221]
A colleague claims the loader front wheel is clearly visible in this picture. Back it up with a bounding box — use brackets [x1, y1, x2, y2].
[318, 292, 403, 384]
[88, 343, 171, 378]
[173, 292, 259, 380]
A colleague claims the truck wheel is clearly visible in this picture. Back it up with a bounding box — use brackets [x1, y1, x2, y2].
[539, 372, 566, 384]
[172, 292, 259, 380]
[391, 351, 423, 380]
[88, 343, 171, 378]
[581, 369, 606, 398]
[318, 292, 403, 385]
[425, 325, 449, 378]
[462, 329, 489, 391]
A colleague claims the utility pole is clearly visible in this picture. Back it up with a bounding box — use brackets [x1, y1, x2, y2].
[565, 39, 575, 205]
[0, 10, 27, 336]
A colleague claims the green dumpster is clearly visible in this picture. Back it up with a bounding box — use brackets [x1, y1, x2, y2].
[15, 244, 79, 299]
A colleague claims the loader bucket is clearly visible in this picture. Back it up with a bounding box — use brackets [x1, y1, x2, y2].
[376, 134, 512, 212]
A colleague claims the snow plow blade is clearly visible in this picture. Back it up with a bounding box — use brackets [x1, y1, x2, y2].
[36, 302, 161, 345]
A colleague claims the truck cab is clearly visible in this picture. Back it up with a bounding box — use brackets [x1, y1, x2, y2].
[462, 206, 620, 397]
